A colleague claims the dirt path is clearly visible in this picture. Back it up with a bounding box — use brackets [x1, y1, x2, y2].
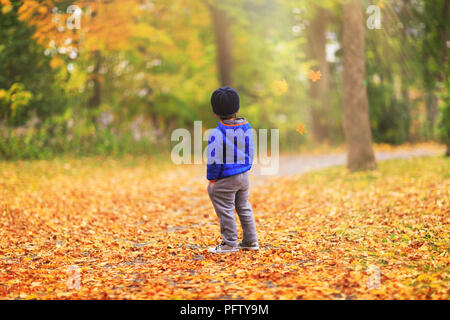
[251, 145, 444, 181]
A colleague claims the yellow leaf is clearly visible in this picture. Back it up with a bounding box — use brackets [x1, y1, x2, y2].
[1, 4, 12, 14]
[273, 79, 288, 94]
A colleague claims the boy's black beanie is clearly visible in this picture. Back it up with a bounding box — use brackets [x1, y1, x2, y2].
[211, 86, 240, 117]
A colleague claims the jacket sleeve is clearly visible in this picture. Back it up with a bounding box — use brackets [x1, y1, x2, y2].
[206, 129, 223, 181]
[248, 126, 255, 165]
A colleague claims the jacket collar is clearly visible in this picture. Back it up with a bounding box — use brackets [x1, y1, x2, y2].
[220, 117, 248, 127]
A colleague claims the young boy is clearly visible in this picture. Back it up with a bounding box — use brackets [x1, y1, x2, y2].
[206, 86, 259, 253]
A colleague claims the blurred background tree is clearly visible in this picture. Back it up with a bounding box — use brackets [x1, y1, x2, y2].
[0, 0, 448, 161]
[0, 1, 66, 126]
[342, 0, 376, 171]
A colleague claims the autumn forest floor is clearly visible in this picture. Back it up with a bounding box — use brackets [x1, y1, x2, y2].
[0, 144, 449, 299]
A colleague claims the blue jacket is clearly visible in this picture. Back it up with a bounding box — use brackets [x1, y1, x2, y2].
[207, 118, 254, 181]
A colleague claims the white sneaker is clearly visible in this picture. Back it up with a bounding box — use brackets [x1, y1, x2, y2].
[208, 242, 239, 253]
[238, 242, 259, 251]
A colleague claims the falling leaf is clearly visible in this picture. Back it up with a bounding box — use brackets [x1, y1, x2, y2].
[307, 69, 322, 82]
[296, 124, 308, 135]
[273, 79, 288, 94]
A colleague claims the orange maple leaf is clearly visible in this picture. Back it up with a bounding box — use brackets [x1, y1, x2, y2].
[307, 69, 322, 82]
[296, 124, 308, 135]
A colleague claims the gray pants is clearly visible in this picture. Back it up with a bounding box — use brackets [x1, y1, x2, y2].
[207, 171, 258, 247]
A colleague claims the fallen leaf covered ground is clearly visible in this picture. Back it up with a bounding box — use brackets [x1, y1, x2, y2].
[0, 154, 448, 299]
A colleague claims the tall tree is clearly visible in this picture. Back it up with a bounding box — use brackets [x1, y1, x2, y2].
[209, 3, 233, 86]
[307, 5, 331, 142]
[86, 4, 101, 112]
[342, 0, 376, 171]
[0, 0, 65, 125]
[418, 0, 449, 138]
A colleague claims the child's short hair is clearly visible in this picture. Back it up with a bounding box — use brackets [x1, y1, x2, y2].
[218, 113, 237, 121]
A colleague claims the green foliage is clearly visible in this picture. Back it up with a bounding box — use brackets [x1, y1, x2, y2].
[412, 0, 449, 138]
[0, 111, 162, 160]
[367, 80, 411, 145]
[0, 2, 66, 126]
[0, 83, 33, 119]
[0, 0, 447, 159]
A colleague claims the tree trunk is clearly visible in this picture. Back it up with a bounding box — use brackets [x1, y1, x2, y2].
[308, 6, 331, 143]
[210, 5, 233, 86]
[439, 0, 448, 83]
[342, 0, 376, 171]
[400, 0, 412, 142]
[88, 50, 102, 110]
[425, 91, 438, 138]
[442, 0, 449, 156]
